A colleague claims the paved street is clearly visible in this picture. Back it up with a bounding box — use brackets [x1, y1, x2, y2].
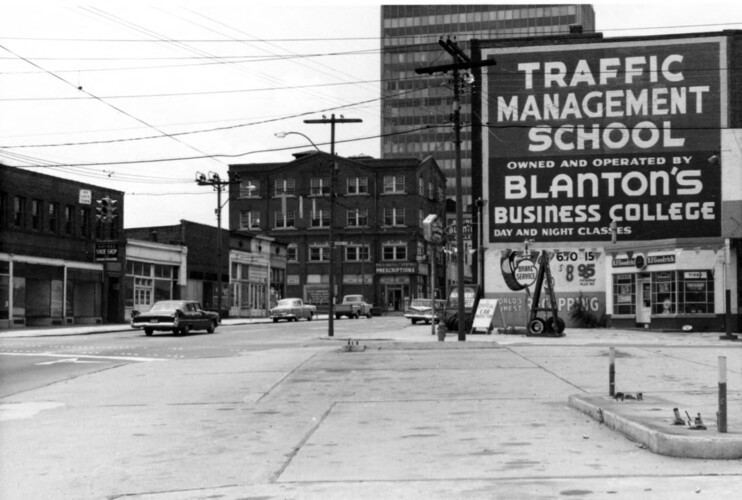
[1, 318, 740, 499]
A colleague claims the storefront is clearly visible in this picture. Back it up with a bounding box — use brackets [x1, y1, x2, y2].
[124, 239, 187, 319]
[0, 253, 103, 327]
[376, 261, 425, 312]
[229, 249, 270, 317]
[608, 243, 730, 331]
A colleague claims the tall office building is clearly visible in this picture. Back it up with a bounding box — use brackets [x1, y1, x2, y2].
[380, 4, 596, 208]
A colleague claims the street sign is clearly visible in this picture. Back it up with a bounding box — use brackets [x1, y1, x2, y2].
[444, 221, 473, 241]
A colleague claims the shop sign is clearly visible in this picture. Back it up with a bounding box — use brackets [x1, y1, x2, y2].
[376, 262, 417, 274]
[684, 271, 708, 279]
[514, 258, 537, 287]
[482, 38, 723, 243]
[95, 242, 119, 262]
[647, 255, 676, 265]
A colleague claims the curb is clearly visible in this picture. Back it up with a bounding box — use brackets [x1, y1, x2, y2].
[568, 394, 742, 459]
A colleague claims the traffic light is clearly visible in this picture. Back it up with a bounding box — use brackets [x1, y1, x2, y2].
[95, 198, 107, 221]
[95, 197, 118, 223]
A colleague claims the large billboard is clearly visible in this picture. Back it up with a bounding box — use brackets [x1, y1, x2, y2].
[481, 38, 726, 243]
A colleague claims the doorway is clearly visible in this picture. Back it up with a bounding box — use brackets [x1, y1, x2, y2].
[636, 277, 652, 325]
[385, 286, 403, 312]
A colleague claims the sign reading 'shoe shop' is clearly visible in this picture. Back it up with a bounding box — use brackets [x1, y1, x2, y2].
[481, 38, 724, 242]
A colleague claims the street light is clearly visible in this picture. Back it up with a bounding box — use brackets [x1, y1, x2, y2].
[274, 131, 322, 152]
[276, 115, 361, 338]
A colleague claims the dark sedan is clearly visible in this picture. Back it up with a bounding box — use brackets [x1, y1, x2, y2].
[131, 300, 219, 336]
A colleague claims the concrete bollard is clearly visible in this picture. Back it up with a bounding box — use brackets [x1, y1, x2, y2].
[718, 356, 727, 433]
[609, 347, 616, 397]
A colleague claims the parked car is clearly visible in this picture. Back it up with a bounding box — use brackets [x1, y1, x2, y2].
[335, 294, 373, 319]
[131, 300, 219, 336]
[404, 298, 446, 325]
[270, 298, 317, 322]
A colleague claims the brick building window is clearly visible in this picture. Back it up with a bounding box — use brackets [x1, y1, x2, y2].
[274, 210, 295, 229]
[274, 179, 295, 197]
[48, 202, 58, 232]
[384, 207, 405, 226]
[310, 177, 330, 197]
[309, 246, 330, 262]
[80, 207, 91, 237]
[383, 175, 405, 194]
[310, 209, 330, 228]
[382, 243, 407, 261]
[347, 208, 368, 227]
[31, 199, 42, 230]
[239, 210, 260, 230]
[346, 245, 370, 262]
[287, 244, 298, 262]
[347, 177, 368, 195]
[240, 179, 259, 198]
[13, 196, 25, 227]
[64, 205, 74, 234]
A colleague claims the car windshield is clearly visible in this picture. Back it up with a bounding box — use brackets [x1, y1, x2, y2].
[276, 299, 300, 307]
[148, 301, 183, 313]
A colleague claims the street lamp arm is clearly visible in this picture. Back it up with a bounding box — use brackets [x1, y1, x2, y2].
[275, 131, 321, 152]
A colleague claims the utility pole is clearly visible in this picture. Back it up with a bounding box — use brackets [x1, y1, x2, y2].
[196, 171, 241, 319]
[304, 114, 362, 337]
[416, 37, 496, 341]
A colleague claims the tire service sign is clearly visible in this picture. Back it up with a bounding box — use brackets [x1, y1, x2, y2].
[481, 38, 724, 243]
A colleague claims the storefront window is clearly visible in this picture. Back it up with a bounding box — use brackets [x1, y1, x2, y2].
[612, 273, 635, 315]
[679, 270, 714, 314]
[652, 271, 676, 315]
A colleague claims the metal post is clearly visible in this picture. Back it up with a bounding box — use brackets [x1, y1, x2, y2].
[609, 347, 616, 397]
[430, 245, 436, 337]
[216, 183, 222, 317]
[719, 356, 727, 433]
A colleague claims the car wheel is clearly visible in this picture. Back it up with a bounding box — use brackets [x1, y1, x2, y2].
[354, 312, 360, 319]
[335, 314, 341, 320]
[411, 319, 417, 325]
[206, 321, 216, 333]
[307, 312, 313, 321]
[180, 324, 191, 336]
[366, 312, 372, 319]
[144, 328, 153, 336]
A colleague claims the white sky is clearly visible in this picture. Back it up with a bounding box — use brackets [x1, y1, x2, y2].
[2, 0, 740, 228]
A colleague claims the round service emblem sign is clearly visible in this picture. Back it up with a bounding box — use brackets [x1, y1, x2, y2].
[514, 259, 538, 287]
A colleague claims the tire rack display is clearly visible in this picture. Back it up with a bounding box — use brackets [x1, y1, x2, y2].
[527, 251, 566, 337]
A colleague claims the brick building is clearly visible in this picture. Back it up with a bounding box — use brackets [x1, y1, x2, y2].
[0, 164, 125, 328]
[228, 152, 446, 313]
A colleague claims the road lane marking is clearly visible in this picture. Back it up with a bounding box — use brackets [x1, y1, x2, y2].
[0, 352, 167, 363]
